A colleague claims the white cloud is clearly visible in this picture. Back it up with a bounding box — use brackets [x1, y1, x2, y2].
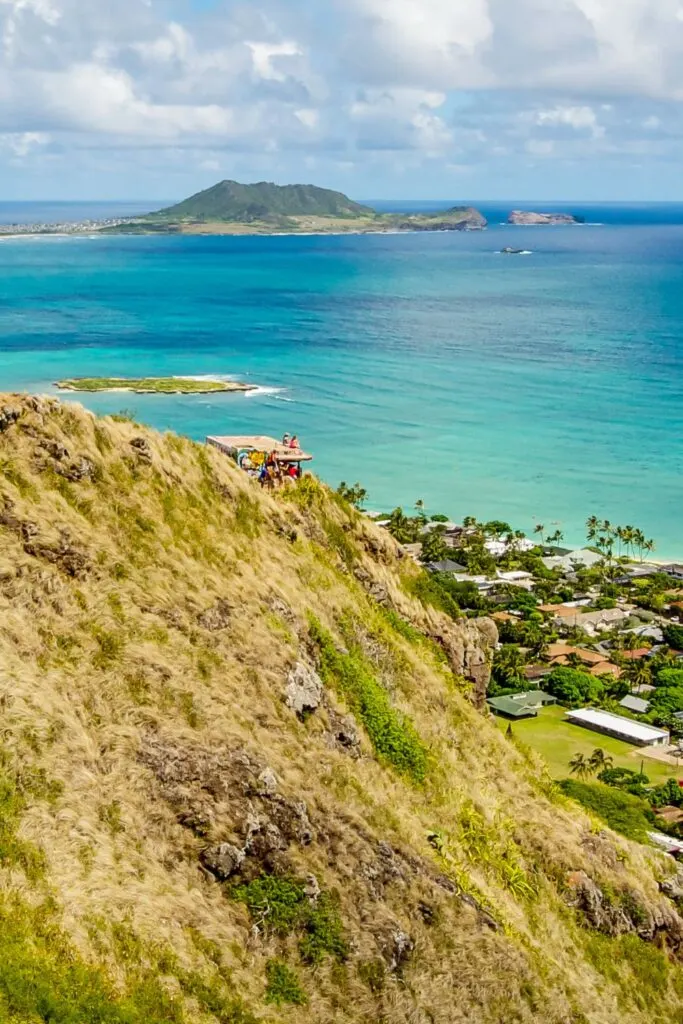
[38, 63, 234, 137]
[247, 40, 302, 81]
[295, 108, 319, 128]
[2, 0, 683, 193]
[535, 104, 605, 137]
[526, 138, 555, 156]
[0, 130, 49, 155]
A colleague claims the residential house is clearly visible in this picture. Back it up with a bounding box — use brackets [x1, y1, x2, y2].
[541, 548, 604, 572]
[539, 605, 629, 630]
[545, 643, 621, 678]
[425, 559, 467, 574]
[619, 695, 651, 714]
[487, 691, 556, 719]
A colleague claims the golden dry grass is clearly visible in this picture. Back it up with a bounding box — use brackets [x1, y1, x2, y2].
[0, 393, 681, 1023]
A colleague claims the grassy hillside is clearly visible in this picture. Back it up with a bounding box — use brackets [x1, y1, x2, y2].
[155, 181, 373, 222]
[0, 393, 683, 1023]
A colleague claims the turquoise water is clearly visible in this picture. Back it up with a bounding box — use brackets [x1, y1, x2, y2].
[1, 213, 682, 556]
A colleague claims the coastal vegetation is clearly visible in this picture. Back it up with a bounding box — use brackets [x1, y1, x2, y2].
[2, 393, 683, 1022]
[55, 377, 255, 394]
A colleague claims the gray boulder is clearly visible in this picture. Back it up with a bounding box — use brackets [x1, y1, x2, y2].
[200, 842, 245, 880]
[285, 662, 323, 717]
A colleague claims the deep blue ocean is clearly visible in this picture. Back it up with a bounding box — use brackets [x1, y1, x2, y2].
[1, 200, 682, 557]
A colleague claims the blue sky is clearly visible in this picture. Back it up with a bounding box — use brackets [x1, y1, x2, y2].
[1, 0, 683, 201]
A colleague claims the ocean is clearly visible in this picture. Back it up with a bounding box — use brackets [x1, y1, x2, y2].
[0, 201, 682, 557]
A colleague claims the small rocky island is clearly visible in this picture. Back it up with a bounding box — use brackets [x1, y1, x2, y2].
[507, 210, 584, 225]
[55, 377, 257, 395]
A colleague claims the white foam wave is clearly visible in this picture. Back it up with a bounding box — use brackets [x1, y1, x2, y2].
[244, 385, 288, 399]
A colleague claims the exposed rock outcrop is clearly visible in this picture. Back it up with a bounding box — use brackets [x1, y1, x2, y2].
[198, 600, 232, 631]
[566, 870, 683, 948]
[430, 617, 498, 708]
[0, 406, 21, 433]
[284, 661, 323, 717]
[130, 437, 153, 462]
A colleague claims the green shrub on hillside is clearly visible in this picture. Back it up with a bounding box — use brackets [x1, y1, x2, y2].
[404, 571, 461, 620]
[308, 617, 428, 781]
[232, 874, 348, 964]
[558, 779, 654, 842]
[264, 959, 308, 1006]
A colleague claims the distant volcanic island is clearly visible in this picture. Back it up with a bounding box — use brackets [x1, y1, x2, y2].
[507, 210, 585, 225]
[1, 180, 593, 239]
[100, 180, 489, 236]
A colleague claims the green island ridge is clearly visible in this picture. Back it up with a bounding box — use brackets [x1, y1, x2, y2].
[1, 392, 683, 1024]
[55, 377, 256, 394]
[101, 179, 488, 236]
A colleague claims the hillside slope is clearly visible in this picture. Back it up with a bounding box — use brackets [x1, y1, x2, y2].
[0, 394, 682, 1023]
[156, 181, 373, 222]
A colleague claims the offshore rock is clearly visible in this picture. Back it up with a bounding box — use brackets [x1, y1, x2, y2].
[507, 210, 581, 225]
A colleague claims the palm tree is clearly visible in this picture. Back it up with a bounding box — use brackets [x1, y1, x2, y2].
[586, 515, 599, 543]
[627, 658, 652, 690]
[569, 753, 592, 780]
[633, 528, 647, 562]
[588, 748, 613, 775]
[534, 523, 545, 543]
[493, 646, 527, 687]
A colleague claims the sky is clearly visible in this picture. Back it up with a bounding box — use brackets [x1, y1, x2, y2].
[2, 0, 683, 201]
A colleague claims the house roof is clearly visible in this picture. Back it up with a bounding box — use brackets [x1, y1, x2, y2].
[546, 643, 606, 666]
[566, 707, 669, 744]
[590, 662, 622, 677]
[656, 806, 683, 825]
[426, 559, 467, 573]
[619, 695, 651, 714]
[541, 548, 604, 571]
[621, 648, 651, 660]
[487, 691, 556, 717]
[539, 604, 578, 617]
[492, 612, 517, 622]
[524, 664, 552, 679]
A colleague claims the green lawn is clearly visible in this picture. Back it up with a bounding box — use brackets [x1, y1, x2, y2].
[495, 706, 682, 784]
